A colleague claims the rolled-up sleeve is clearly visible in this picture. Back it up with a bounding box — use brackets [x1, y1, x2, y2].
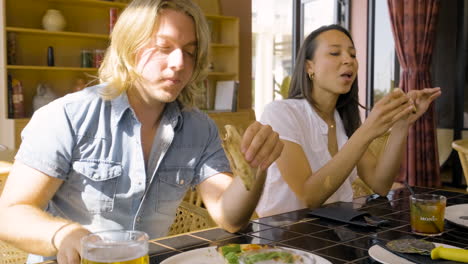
[15, 100, 75, 179]
[193, 118, 231, 185]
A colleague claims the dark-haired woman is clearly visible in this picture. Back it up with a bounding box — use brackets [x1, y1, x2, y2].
[255, 25, 441, 217]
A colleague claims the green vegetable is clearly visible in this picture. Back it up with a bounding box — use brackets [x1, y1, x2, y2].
[221, 244, 241, 256]
[243, 251, 294, 264]
[220, 244, 242, 264]
[225, 251, 239, 264]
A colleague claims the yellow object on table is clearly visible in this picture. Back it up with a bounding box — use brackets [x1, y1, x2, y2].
[431, 246, 468, 262]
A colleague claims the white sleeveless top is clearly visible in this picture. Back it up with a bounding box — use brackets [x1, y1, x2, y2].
[256, 99, 357, 217]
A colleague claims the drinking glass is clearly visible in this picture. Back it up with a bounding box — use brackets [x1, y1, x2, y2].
[81, 230, 149, 264]
[410, 194, 446, 236]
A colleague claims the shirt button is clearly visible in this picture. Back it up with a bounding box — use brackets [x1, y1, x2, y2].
[136, 217, 141, 223]
[138, 182, 142, 185]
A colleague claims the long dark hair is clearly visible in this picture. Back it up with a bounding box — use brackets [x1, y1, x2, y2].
[288, 24, 362, 137]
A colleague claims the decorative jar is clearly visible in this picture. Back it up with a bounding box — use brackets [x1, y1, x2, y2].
[42, 9, 66, 32]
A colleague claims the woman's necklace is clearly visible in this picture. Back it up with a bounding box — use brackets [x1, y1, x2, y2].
[315, 109, 335, 129]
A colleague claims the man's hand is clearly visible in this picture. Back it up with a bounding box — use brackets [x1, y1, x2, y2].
[55, 223, 90, 264]
[240, 121, 284, 171]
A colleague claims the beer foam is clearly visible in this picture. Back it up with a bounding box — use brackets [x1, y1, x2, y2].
[84, 243, 147, 262]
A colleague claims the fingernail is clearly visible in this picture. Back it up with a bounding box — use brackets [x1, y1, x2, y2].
[245, 152, 253, 161]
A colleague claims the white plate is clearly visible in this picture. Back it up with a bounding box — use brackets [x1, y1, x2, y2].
[160, 246, 332, 264]
[445, 204, 468, 228]
[369, 242, 459, 264]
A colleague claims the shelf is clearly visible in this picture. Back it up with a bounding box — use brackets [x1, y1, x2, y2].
[7, 27, 234, 46]
[6, 27, 109, 40]
[206, 14, 237, 21]
[7, 65, 98, 71]
[6, 66, 233, 75]
[210, 43, 238, 48]
[207, 72, 236, 77]
[48, 0, 128, 8]
[11, 118, 30, 122]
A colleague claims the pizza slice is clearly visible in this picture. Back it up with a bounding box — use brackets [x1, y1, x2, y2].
[222, 125, 257, 191]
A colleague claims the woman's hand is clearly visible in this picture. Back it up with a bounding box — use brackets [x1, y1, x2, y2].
[362, 88, 415, 139]
[241, 121, 284, 171]
[406, 87, 442, 124]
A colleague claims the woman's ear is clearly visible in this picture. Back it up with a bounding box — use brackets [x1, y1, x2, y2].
[305, 59, 315, 74]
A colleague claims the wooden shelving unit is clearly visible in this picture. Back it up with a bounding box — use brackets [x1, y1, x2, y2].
[0, 0, 240, 149]
[6, 27, 109, 39]
[47, 0, 128, 8]
[7, 65, 99, 71]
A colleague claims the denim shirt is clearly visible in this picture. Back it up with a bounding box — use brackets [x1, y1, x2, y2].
[16, 84, 231, 263]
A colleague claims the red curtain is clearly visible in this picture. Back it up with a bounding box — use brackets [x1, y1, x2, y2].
[387, 0, 441, 187]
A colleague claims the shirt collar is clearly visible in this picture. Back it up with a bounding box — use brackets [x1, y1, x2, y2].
[110, 92, 183, 131]
[110, 91, 131, 125]
[163, 100, 184, 132]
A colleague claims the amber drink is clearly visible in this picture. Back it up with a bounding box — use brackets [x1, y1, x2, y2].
[410, 194, 446, 236]
[81, 230, 149, 264]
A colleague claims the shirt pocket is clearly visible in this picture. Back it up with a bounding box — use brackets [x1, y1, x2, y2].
[70, 160, 123, 214]
[156, 168, 194, 215]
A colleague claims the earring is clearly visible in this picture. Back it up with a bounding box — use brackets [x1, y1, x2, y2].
[308, 72, 315, 80]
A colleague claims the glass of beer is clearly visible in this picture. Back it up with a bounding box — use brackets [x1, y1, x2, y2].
[81, 230, 149, 264]
[410, 194, 446, 236]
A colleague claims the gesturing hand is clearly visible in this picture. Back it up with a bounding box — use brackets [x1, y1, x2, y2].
[362, 88, 415, 139]
[406, 87, 442, 124]
[241, 121, 284, 171]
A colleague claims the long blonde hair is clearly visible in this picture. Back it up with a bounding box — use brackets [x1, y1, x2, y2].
[98, 0, 210, 107]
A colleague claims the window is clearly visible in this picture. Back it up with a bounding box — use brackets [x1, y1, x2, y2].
[302, 0, 336, 39]
[367, 1, 400, 109]
[252, 0, 293, 117]
[253, 0, 346, 116]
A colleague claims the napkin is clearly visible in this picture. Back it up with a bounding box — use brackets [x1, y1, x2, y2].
[308, 206, 388, 227]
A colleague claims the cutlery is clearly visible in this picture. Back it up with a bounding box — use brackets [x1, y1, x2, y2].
[386, 238, 468, 263]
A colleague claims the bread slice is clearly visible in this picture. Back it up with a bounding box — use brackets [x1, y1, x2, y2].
[222, 125, 256, 191]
